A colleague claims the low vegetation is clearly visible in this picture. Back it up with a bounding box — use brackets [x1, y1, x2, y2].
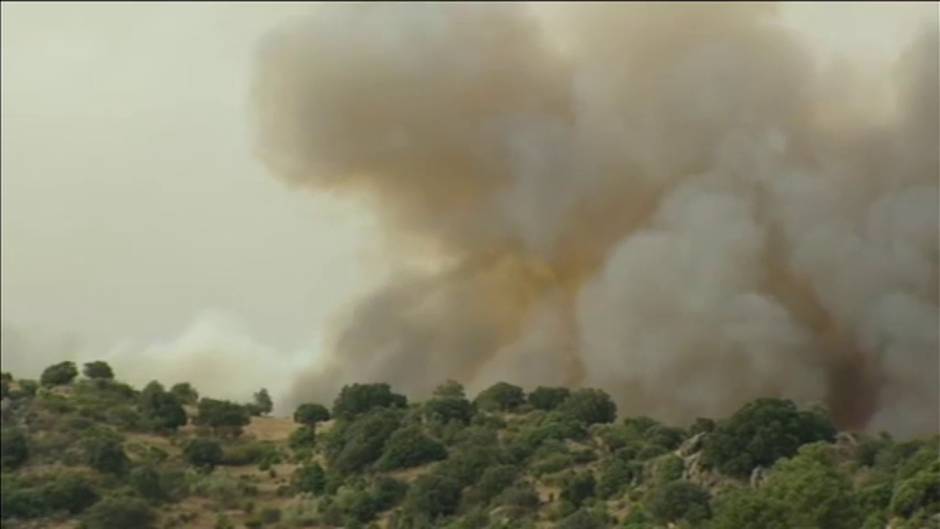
[0, 364, 937, 528]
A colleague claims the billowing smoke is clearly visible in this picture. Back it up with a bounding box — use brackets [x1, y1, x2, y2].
[252, 3, 938, 436]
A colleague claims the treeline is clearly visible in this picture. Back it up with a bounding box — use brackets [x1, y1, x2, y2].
[1, 361, 938, 529]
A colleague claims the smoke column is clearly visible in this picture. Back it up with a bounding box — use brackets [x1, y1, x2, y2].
[252, 3, 938, 436]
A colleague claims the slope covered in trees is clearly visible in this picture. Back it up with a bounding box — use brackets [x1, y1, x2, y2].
[0, 362, 937, 529]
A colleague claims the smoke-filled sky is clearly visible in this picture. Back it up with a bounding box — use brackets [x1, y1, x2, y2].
[2, 3, 937, 435]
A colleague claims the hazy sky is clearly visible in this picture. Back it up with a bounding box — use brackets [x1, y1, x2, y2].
[1, 2, 934, 404]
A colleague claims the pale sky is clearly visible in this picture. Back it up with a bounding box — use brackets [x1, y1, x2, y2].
[0, 2, 934, 401]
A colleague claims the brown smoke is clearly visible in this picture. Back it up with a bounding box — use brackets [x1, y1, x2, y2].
[252, 3, 938, 436]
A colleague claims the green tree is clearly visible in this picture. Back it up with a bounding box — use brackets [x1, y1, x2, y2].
[81, 496, 156, 529]
[247, 388, 273, 416]
[701, 398, 836, 477]
[195, 398, 251, 436]
[558, 388, 616, 425]
[82, 361, 114, 380]
[332, 383, 407, 420]
[329, 408, 402, 473]
[293, 403, 331, 428]
[647, 480, 711, 524]
[763, 443, 862, 529]
[528, 386, 571, 411]
[424, 396, 474, 424]
[138, 381, 187, 431]
[473, 382, 526, 412]
[40, 361, 78, 387]
[433, 380, 466, 399]
[710, 487, 791, 529]
[377, 425, 447, 470]
[169, 382, 199, 404]
[184, 438, 224, 472]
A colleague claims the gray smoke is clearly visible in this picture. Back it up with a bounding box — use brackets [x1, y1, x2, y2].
[252, 3, 938, 436]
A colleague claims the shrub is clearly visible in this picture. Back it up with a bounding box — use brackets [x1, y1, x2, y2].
[473, 382, 525, 412]
[82, 361, 114, 380]
[710, 487, 792, 529]
[405, 473, 462, 519]
[1, 428, 29, 470]
[292, 463, 327, 495]
[293, 403, 331, 427]
[372, 476, 408, 510]
[432, 380, 466, 399]
[701, 398, 836, 477]
[329, 408, 402, 474]
[377, 425, 447, 470]
[436, 444, 504, 487]
[17, 379, 39, 397]
[82, 433, 129, 475]
[195, 398, 251, 436]
[288, 425, 317, 451]
[332, 383, 407, 420]
[597, 458, 634, 499]
[647, 480, 711, 524]
[558, 509, 606, 529]
[557, 389, 616, 425]
[424, 396, 474, 425]
[561, 471, 596, 508]
[495, 482, 540, 510]
[44, 473, 100, 514]
[138, 381, 187, 431]
[528, 386, 571, 411]
[184, 438, 224, 472]
[259, 507, 281, 524]
[81, 496, 156, 529]
[40, 361, 78, 387]
[472, 464, 519, 503]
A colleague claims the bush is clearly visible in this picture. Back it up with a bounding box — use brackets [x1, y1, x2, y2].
[701, 398, 836, 477]
[1, 428, 29, 470]
[82, 361, 114, 380]
[424, 396, 474, 424]
[40, 361, 78, 387]
[473, 382, 525, 412]
[292, 463, 327, 495]
[81, 496, 156, 529]
[129, 465, 168, 502]
[288, 425, 317, 451]
[557, 388, 616, 425]
[195, 398, 251, 436]
[138, 381, 187, 431]
[405, 473, 462, 519]
[436, 443, 504, 487]
[710, 487, 791, 529]
[597, 458, 634, 499]
[293, 402, 331, 427]
[433, 380, 466, 399]
[329, 408, 402, 474]
[528, 386, 571, 411]
[377, 425, 447, 470]
[44, 473, 100, 514]
[560, 471, 596, 508]
[82, 433, 129, 475]
[184, 438, 224, 472]
[472, 464, 519, 503]
[372, 476, 408, 510]
[647, 480, 711, 524]
[332, 383, 407, 420]
[169, 382, 199, 404]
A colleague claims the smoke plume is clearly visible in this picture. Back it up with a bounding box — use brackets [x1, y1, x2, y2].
[252, 3, 938, 436]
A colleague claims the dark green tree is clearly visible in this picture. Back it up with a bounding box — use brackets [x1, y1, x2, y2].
[561, 471, 596, 508]
[558, 388, 616, 425]
[194, 398, 251, 436]
[82, 361, 114, 380]
[40, 361, 78, 387]
[247, 388, 273, 416]
[81, 497, 156, 529]
[648, 480, 711, 524]
[184, 438, 224, 472]
[405, 473, 462, 519]
[293, 403, 331, 428]
[377, 425, 447, 470]
[169, 382, 199, 404]
[332, 383, 407, 420]
[701, 398, 836, 477]
[473, 382, 526, 412]
[138, 381, 187, 431]
[528, 386, 571, 411]
[1, 428, 29, 470]
[83, 434, 129, 475]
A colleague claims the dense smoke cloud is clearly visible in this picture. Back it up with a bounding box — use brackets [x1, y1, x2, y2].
[252, 3, 938, 436]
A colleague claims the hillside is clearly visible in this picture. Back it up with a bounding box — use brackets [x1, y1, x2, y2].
[1, 362, 937, 529]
